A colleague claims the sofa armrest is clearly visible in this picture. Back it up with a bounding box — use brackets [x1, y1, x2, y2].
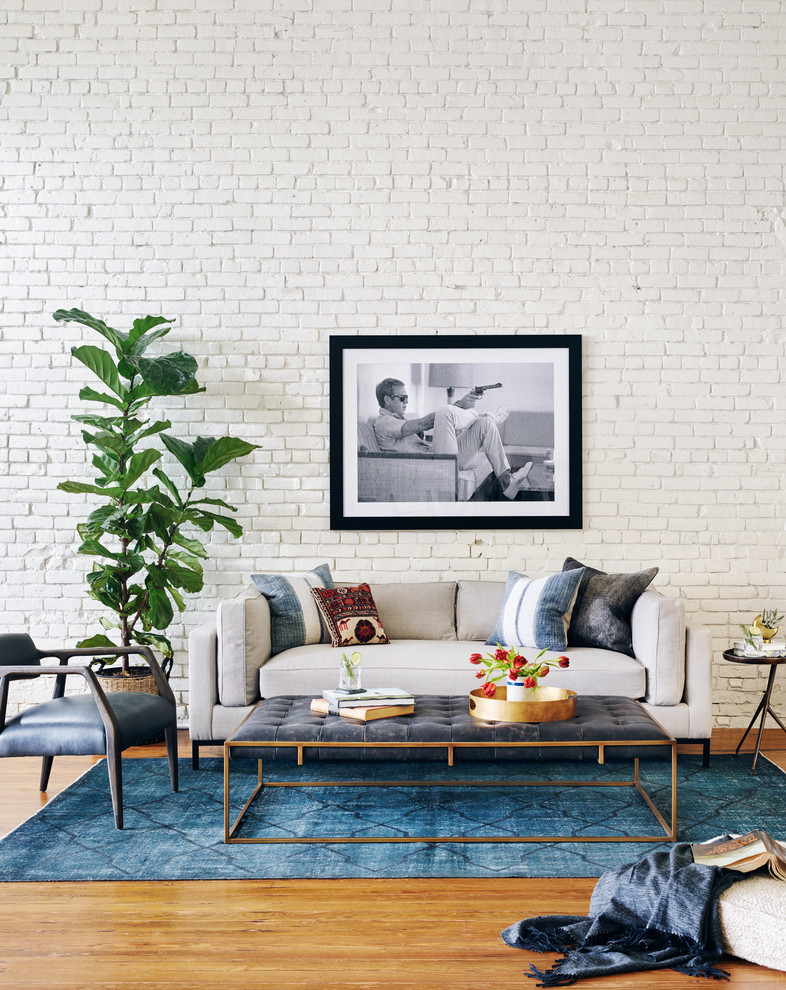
[189, 620, 218, 742]
[683, 622, 713, 739]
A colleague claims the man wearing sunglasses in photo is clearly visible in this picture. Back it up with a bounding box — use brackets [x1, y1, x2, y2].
[372, 377, 532, 500]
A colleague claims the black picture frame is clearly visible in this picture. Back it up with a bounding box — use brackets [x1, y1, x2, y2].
[329, 334, 582, 531]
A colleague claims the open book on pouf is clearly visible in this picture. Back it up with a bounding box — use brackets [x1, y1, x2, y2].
[691, 830, 786, 880]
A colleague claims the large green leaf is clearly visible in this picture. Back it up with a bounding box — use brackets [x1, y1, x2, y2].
[163, 560, 203, 593]
[152, 467, 182, 505]
[196, 436, 259, 476]
[147, 585, 174, 629]
[71, 345, 124, 397]
[81, 430, 125, 458]
[53, 309, 127, 352]
[145, 504, 175, 542]
[168, 549, 204, 571]
[128, 316, 174, 351]
[76, 634, 118, 649]
[58, 481, 122, 497]
[190, 496, 237, 512]
[189, 509, 243, 538]
[172, 532, 208, 558]
[73, 413, 122, 430]
[130, 630, 173, 659]
[121, 448, 162, 490]
[128, 419, 171, 446]
[78, 385, 125, 410]
[85, 505, 126, 532]
[78, 539, 120, 561]
[92, 452, 120, 483]
[159, 434, 197, 481]
[128, 352, 199, 396]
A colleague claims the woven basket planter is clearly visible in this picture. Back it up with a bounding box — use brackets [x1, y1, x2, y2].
[97, 665, 159, 696]
[96, 661, 172, 744]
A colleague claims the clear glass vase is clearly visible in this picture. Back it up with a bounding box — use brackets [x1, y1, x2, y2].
[339, 651, 362, 691]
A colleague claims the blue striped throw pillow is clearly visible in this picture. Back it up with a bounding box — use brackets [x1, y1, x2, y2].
[486, 568, 585, 651]
[251, 564, 334, 656]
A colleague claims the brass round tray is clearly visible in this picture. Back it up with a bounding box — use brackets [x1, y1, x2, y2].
[469, 686, 577, 723]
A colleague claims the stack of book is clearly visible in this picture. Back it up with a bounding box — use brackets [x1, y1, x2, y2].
[310, 687, 415, 722]
[691, 829, 786, 881]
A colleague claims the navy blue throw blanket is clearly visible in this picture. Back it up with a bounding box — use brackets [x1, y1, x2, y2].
[501, 844, 746, 985]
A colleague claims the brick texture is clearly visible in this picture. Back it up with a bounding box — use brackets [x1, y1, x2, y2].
[1, 1, 785, 728]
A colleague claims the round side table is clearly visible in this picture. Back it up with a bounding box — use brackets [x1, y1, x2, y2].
[722, 649, 786, 773]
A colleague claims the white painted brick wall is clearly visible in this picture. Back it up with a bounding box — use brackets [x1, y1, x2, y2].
[1, 1, 785, 730]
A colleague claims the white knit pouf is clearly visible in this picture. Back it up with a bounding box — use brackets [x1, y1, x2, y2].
[718, 875, 786, 972]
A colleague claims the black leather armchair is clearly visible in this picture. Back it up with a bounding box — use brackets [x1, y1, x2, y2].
[0, 634, 179, 829]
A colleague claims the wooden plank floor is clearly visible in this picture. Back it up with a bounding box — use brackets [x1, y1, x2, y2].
[1, 730, 785, 990]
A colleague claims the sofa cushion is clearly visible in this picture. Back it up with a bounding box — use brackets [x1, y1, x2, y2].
[256, 640, 646, 702]
[456, 580, 506, 641]
[369, 582, 457, 641]
[486, 569, 584, 651]
[250, 564, 333, 657]
[631, 591, 685, 706]
[562, 557, 659, 657]
[311, 584, 390, 647]
[216, 586, 271, 707]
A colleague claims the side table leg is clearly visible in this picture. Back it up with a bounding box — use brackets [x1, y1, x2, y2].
[735, 693, 767, 756]
[750, 666, 778, 774]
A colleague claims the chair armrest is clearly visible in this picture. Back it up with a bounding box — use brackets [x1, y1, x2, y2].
[0, 665, 120, 744]
[40, 646, 175, 706]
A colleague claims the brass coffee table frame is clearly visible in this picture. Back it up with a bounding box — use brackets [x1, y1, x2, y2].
[223, 731, 677, 845]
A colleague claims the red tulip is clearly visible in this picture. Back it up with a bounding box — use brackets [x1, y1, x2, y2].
[482, 682, 496, 697]
[523, 675, 537, 689]
[539, 665, 549, 677]
[494, 648, 508, 663]
[508, 669, 519, 681]
[558, 656, 570, 668]
[475, 669, 485, 679]
[512, 656, 525, 670]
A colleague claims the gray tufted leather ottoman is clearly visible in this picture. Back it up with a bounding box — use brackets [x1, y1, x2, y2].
[223, 695, 677, 844]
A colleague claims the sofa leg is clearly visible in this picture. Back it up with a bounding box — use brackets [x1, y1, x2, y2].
[703, 738, 711, 768]
[192, 741, 200, 771]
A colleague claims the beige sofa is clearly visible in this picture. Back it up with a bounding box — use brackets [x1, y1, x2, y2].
[188, 578, 712, 768]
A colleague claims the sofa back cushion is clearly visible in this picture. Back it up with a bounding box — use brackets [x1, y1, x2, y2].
[631, 590, 685, 706]
[456, 580, 507, 641]
[368, 582, 457, 641]
[216, 586, 271, 707]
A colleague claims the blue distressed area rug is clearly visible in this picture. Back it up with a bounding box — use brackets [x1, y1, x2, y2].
[0, 755, 783, 881]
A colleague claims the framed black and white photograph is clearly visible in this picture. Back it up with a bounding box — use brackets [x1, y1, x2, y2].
[329, 334, 582, 530]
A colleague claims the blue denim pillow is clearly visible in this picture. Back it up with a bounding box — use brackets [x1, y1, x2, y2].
[486, 568, 584, 651]
[251, 563, 334, 657]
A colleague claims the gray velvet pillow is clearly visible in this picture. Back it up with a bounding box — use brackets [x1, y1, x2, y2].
[562, 557, 658, 657]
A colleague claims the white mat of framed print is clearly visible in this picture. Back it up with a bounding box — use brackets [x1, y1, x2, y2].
[329, 335, 582, 530]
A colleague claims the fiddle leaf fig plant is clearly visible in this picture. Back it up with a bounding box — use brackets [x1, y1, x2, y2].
[54, 308, 259, 672]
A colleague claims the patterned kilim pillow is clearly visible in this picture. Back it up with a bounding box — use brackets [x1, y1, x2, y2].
[310, 584, 390, 647]
[485, 568, 585, 652]
[250, 564, 334, 657]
